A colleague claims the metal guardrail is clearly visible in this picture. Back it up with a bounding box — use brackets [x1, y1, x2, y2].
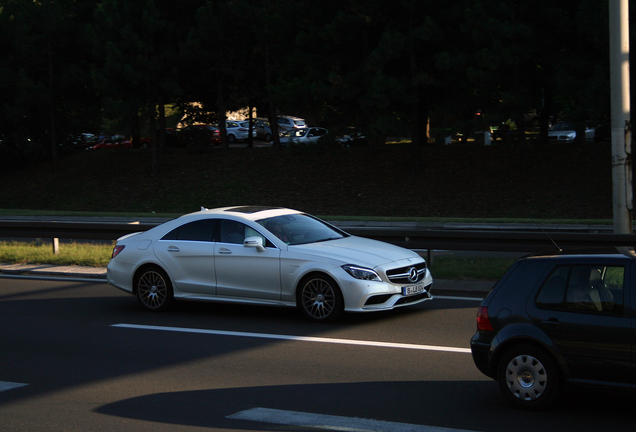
[0, 219, 635, 253]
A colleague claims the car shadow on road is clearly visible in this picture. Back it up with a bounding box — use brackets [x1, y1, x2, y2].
[94, 380, 636, 432]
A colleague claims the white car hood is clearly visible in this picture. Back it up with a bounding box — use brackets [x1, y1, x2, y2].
[290, 236, 422, 268]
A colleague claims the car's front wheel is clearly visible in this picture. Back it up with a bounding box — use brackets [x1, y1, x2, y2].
[135, 266, 174, 312]
[497, 344, 561, 409]
[298, 274, 343, 322]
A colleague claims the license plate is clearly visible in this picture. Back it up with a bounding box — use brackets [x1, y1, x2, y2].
[403, 283, 426, 296]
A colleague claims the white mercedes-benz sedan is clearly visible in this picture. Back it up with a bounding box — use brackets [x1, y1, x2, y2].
[107, 206, 433, 321]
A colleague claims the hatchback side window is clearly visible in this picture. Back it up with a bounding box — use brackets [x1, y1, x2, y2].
[536, 265, 624, 315]
[161, 219, 215, 241]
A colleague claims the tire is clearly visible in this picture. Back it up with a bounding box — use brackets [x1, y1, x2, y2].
[135, 266, 174, 312]
[264, 133, 272, 142]
[227, 134, 236, 143]
[497, 344, 561, 409]
[298, 274, 343, 322]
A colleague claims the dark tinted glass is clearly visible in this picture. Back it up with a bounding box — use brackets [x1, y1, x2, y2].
[161, 219, 215, 241]
[536, 264, 624, 315]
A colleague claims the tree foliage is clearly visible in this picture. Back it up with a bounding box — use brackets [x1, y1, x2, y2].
[0, 0, 615, 167]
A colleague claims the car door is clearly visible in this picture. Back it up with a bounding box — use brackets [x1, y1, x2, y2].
[528, 263, 632, 388]
[214, 219, 282, 300]
[153, 219, 217, 294]
[307, 128, 326, 144]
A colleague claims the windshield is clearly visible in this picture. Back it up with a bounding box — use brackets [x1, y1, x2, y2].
[257, 214, 347, 245]
[551, 122, 575, 131]
[284, 129, 307, 138]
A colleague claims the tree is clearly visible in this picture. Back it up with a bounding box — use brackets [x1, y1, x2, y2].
[0, 0, 100, 169]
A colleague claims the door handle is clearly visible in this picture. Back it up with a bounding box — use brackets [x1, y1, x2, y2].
[167, 246, 180, 252]
[218, 248, 232, 255]
[542, 318, 561, 328]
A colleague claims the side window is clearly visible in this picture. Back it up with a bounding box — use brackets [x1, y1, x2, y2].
[219, 220, 246, 244]
[536, 265, 624, 315]
[536, 266, 568, 308]
[161, 219, 215, 242]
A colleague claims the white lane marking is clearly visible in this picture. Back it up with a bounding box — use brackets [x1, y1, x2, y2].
[435, 295, 482, 301]
[111, 323, 471, 353]
[0, 381, 28, 392]
[228, 407, 479, 432]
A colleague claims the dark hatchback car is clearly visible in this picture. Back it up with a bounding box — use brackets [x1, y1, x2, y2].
[471, 248, 633, 409]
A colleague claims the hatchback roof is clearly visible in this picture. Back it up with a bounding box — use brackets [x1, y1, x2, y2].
[525, 246, 636, 260]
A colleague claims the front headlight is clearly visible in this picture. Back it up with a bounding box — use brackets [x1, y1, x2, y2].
[342, 264, 381, 281]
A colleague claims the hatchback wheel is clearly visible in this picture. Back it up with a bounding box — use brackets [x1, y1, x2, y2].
[497, 344, 561, 409]
[135, 267, 174, 312]
[298, 274, 343, 322]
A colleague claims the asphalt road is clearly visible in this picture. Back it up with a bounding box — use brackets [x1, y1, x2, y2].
[0, 277, 634, 432]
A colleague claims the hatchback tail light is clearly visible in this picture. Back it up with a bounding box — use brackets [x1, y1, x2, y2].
[476, 306, 494, 331]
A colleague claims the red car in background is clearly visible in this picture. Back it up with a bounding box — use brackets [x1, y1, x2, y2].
[139, 128, 181, 148]
[89, 134, 131, 149]
[179, 124, 221, 146]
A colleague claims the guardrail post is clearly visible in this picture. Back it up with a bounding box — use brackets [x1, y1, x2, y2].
[52, 238, 59, 255]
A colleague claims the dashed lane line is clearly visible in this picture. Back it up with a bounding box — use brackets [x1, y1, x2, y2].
[228, 407, 480, 432]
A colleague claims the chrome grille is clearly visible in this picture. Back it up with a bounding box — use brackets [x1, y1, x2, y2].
[386, 262, 427, 284]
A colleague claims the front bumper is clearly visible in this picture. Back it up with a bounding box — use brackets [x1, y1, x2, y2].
[338, 268, 434, 312]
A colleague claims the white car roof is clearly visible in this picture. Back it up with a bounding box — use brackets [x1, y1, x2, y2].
[183, 206, 303, 222]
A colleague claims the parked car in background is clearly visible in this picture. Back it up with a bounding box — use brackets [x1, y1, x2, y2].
[593, 121, 610, 142]
[471, 248, 633, 409]
[254, 118, 273, 142]
[277, 115, 306, 133]
[214, 120, 256, 143]
[335, 127, 368, 147]
[107, 206, 433, 322]
[139, 128, 181, 148]
[280, 127, 328, 145]
[89, 134, 131, 149]
[179, 125, 221, 146]
[548, 122, 595, 143]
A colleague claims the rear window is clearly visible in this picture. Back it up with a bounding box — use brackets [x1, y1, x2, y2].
[161, 219, 215, 242]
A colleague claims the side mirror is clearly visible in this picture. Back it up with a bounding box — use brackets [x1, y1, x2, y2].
[243, 236, 265, 252]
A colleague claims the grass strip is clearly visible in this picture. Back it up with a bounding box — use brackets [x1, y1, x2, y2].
[0, 240, 515, 280]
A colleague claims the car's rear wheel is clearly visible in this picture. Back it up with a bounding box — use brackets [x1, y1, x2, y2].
[135, 266, 174, 312]
[227, 134, 236, 143]
[264, 133, 272, 142]
[298, 274, 343, 322]
[497, 344, 561, 409]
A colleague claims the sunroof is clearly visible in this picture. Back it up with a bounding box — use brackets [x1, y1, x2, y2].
[225, 206, 284, 214]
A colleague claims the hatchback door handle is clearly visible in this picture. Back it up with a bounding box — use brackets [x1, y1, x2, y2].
[167, 246, 180, 252]
[218, 248, 232, 255]
[542, 318, 561, 328]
